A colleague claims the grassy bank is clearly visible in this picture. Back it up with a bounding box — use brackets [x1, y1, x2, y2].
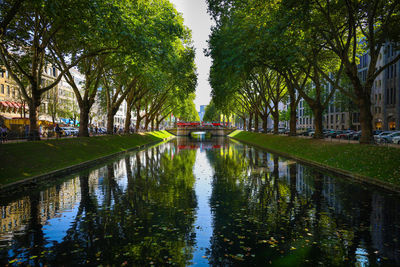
[0, 130, 173, 185]
[229, 130, 400, 186]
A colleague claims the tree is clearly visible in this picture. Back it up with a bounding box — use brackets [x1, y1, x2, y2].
[47, 86, 59, 124]
[203, 101, 221, 122]
[0, 0, 107, 140]
[295, 0, 400, 143]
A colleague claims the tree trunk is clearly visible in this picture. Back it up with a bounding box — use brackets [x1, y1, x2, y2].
[289, 90, 297, 136]
[273, 110, 279, 135]
[144, 117, 150, 131]
[156, 120, 161, 131]
[107, 111, 114, 135]
[151, 119, 154, 131]
[27, 97, 40, 141]
[124, 108, 131, 134]
[254, 113, 259, 132]
[136, 117, 142, 132]
[313, 105, 324, 139]
[248, 113, 253, 131]
[262, 115, 268, 133]
[243, 117, 246, 130]
[359, 94, 373, 144]
[78, 103, 90, 137]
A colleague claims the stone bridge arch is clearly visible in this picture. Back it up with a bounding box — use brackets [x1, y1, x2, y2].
[166, 127, 235, 137]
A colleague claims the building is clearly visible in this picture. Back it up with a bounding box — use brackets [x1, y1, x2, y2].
[198, 105, 207, 121]
[294, 44, 399, 131]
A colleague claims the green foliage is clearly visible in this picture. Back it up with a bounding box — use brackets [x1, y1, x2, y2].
[203, 101, 221, 122]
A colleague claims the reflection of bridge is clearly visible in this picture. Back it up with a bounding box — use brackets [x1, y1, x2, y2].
[166, 127, 236, 136]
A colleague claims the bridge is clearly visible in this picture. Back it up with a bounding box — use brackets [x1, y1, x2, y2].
[166, 127, 236, 137]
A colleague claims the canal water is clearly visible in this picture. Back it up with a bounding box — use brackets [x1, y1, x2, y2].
[1, 137, 400, 266]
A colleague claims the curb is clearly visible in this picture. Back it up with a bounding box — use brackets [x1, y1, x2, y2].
[230, 136, 400, 193]
[0, 136, 174, 195]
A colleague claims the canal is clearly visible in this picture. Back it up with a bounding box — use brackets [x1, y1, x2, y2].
[1, 137, 399, 266]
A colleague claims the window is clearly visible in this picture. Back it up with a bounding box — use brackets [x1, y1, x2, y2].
[1, 71, 3, 78]
[386, 88, 389, 104]
[1, 84, 3, 94]
[379, 93, 381, 101]
[52, 67, 56, 77]
[394, 88, 397, 104]
[391, 88, 394, 104]
[12, 88, 15, 97]
[7, 85, 10, 95]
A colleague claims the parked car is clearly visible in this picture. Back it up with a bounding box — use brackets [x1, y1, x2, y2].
[392, 135, 400, 144]
[374, 131, 394, 143]
[60, 127, 71, 136]
[373, 130, 383, 135]
[324, 130, 336, 138]
[338, 130, 355, 139]
[351, 131, 362, 140]
[329, 130, 343, 138]
[278, 128, 286, 134]
[380, 131, 400, 143]
[67, 127, 79, 136]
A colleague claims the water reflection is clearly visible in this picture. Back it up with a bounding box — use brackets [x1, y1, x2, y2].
[206, 142, 400, 266]
[0, 138, 399, 266]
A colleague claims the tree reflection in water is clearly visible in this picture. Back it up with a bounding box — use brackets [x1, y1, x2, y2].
[0, 143, 198, 266]
[205, 142, 400, 266]
[0, 139, 400, 266]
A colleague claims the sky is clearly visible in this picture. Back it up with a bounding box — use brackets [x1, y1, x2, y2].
[169, 0, 214, 111]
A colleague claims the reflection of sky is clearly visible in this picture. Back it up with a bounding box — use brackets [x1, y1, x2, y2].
[356, 247, 369, 267]
[192, 148, 214, 266]
[43, 206, 79, 244]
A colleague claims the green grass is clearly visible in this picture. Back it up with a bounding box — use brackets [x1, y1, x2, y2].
[229, 130, 400, 185]
[0, 131, 174, 185]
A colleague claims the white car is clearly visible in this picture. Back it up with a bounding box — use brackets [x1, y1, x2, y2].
[60, 127, 71, 136]
[374, 131, 393, 143]
[392, 135, 400, 145]
[67, 127, 79, 136]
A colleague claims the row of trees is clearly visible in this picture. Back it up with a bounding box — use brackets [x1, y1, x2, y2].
[0, 0, 198, 140]
[206, 0, 400, 143]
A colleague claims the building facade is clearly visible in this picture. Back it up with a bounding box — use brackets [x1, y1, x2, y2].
[293, 44, 399, 131]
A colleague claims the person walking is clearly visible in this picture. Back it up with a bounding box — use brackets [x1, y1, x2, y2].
[1, 125, 8, 143]
[55, 124, 61, 139]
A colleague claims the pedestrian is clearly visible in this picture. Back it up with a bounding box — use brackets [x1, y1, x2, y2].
[55, 124, 61, 139]
[24, 124, 29, 138]
[1, 125, 8, 143]
[113, 125, 117, 134]
[95, 126, 98, 135]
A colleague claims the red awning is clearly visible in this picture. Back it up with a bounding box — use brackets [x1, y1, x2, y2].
[1, 101, 10, 107]
[0, 101, 28, 110]
[7, 101, 17, 109]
